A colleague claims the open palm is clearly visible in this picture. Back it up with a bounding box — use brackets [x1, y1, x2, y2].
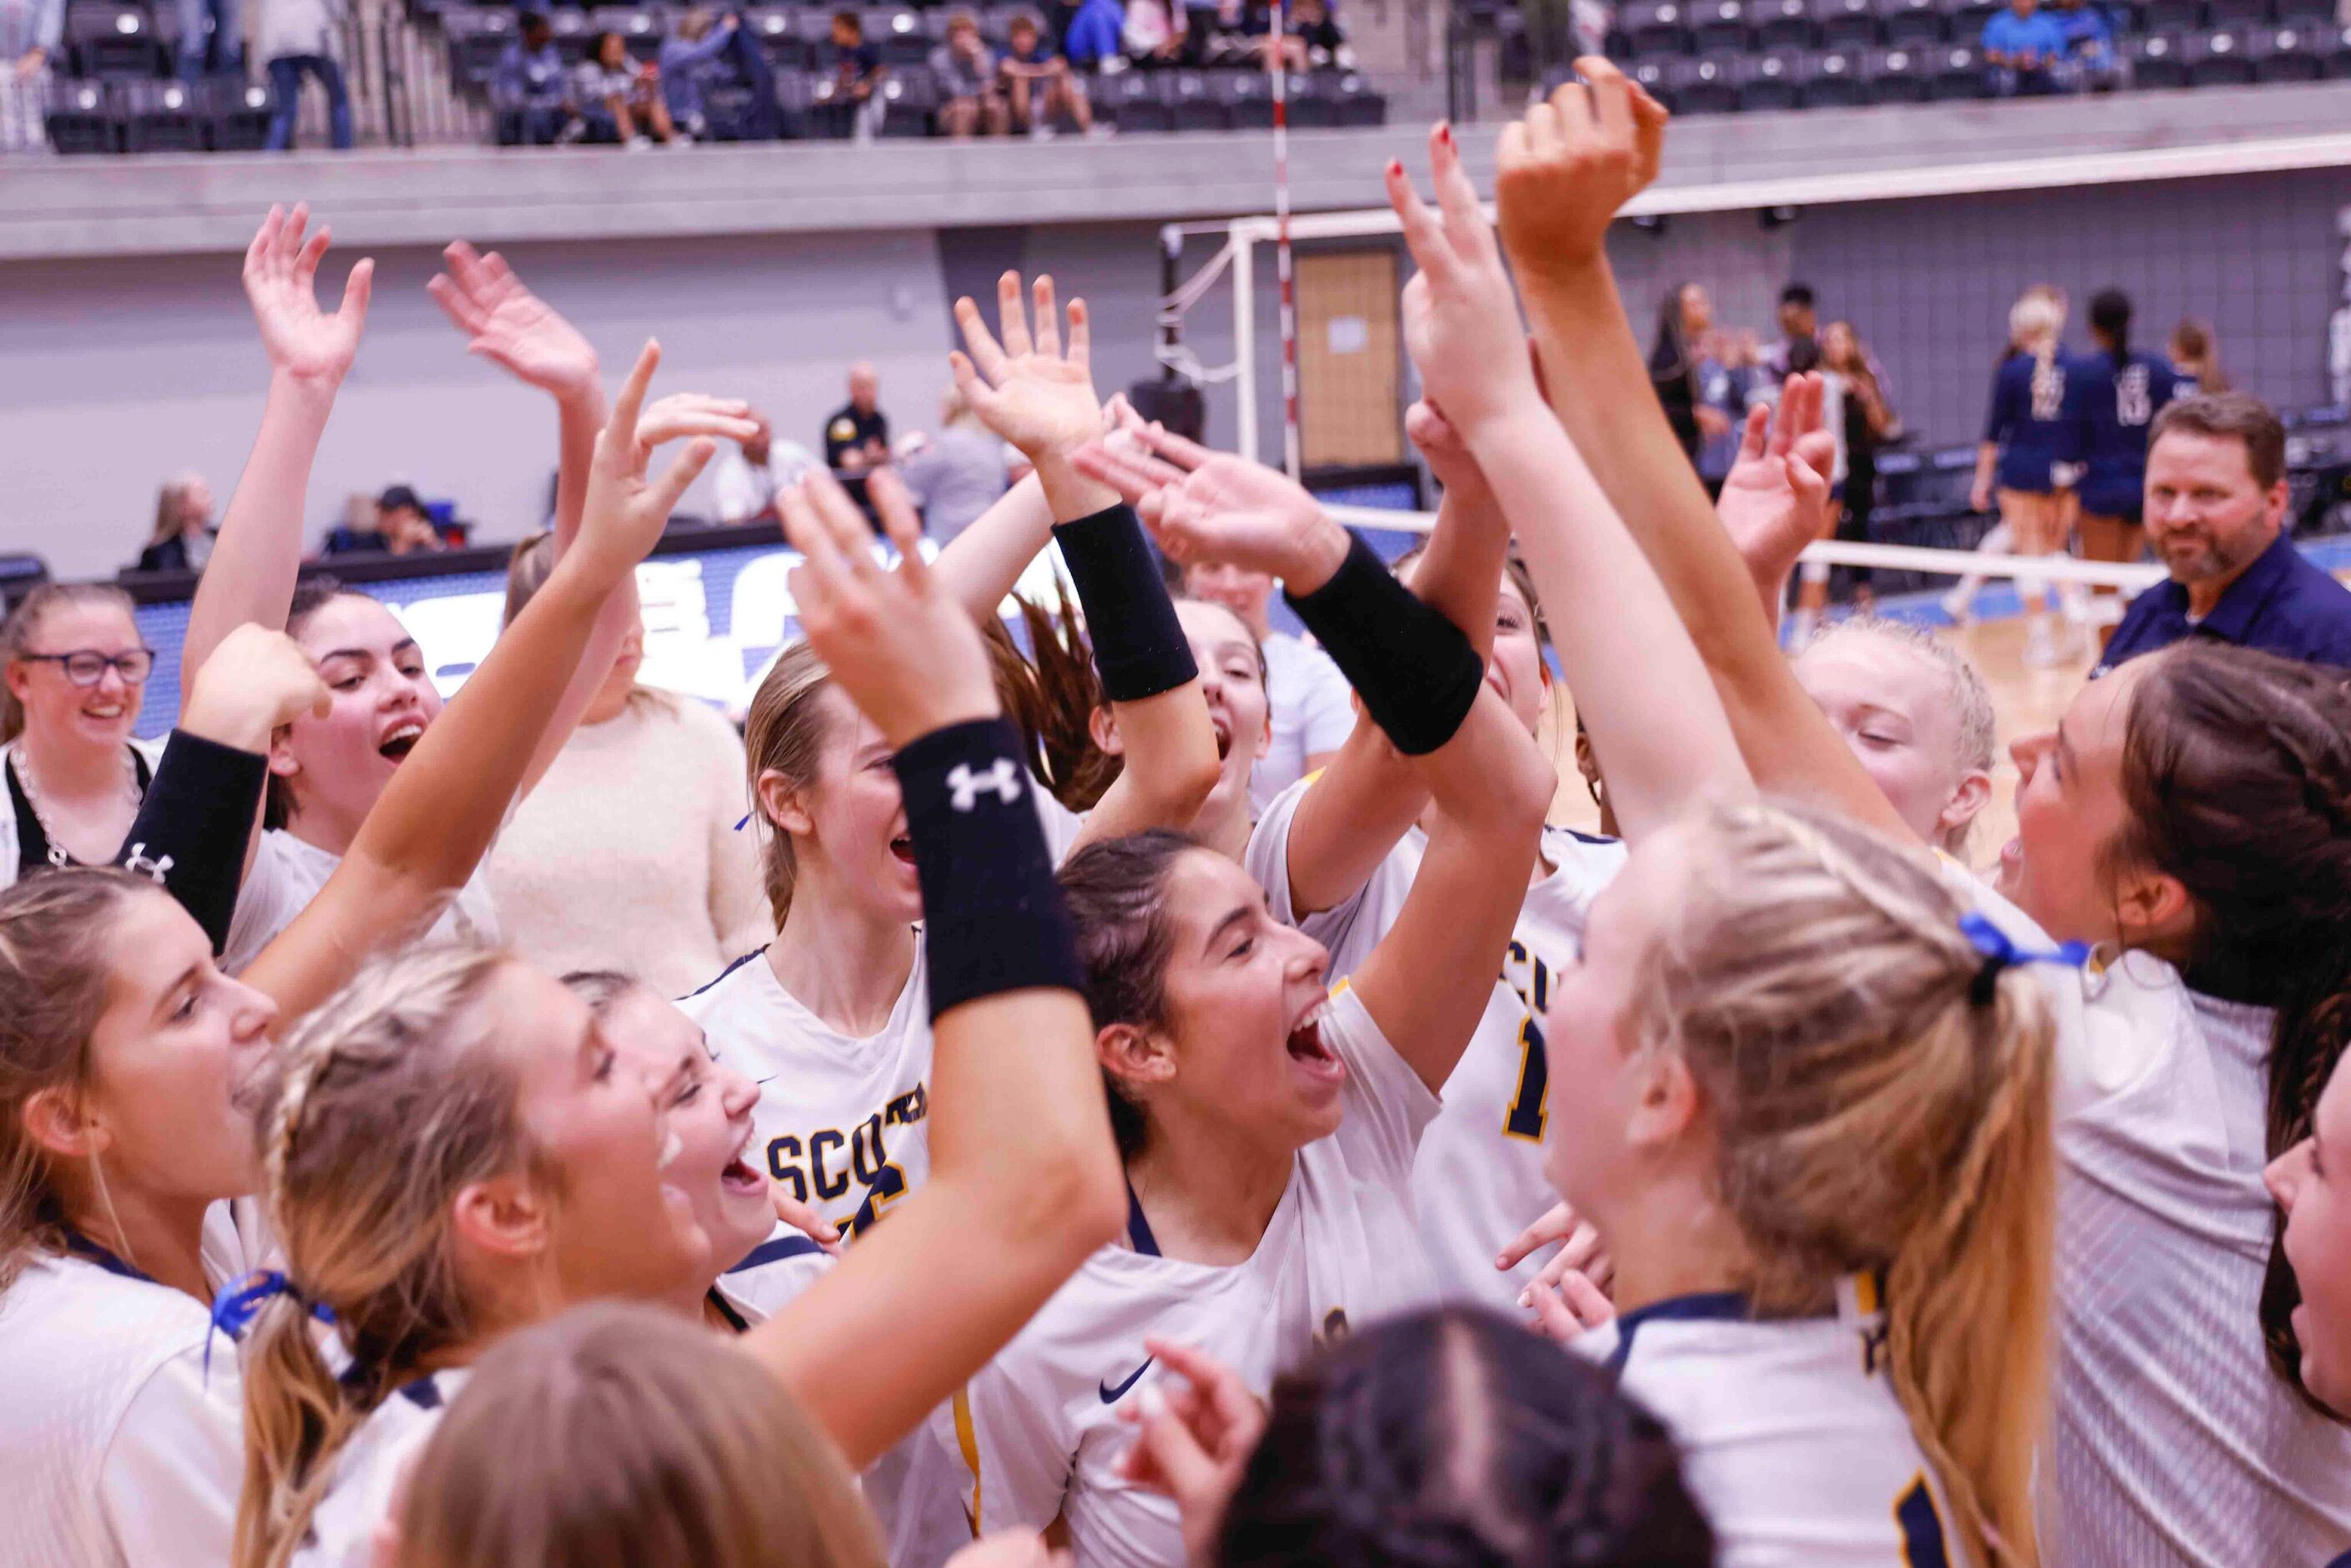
[951, 271, 1102, 462]
[1716, 376, 1837, 589]
[428, 240, 599, 400]
[242, 204, 372, 386]
[1076, 427, 1327, 579]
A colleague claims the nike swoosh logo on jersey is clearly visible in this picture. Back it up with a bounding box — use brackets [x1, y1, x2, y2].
[1099, 1357, 1155, 1404]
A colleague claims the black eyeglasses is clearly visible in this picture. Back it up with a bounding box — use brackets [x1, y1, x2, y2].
[18, 650, 156, 686]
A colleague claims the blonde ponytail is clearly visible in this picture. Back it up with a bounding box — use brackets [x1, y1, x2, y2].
[1636, 802, 2057, 1568]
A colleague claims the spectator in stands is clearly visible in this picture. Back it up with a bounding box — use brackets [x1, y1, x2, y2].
[1648, 281, 1719, 464]
[1062, 0, 1127, 68]
[136, 474, 217, 574]
[823, 362, 891, 516]
[492, 11, 579, 145]
[710, 407, 818, 524]
[175, 0, 240, 80]
[1764, 281, 1819, 378]
[822, 9, 887, 140]
[1981, 0, 2067, 96]
[2172, 316, 2231, 392]
[7, 0, 60, 81]
[257, 0, 355, 151]
[659, 8, 739, 141]
[2052, 0, 2118, 89]
[578, 30, 679, 146]
[999, 13, 1094, 136]
[897, 383, 1011, 546]
[322, 484, 449, 558]
[1288, 0, 1350, 67]
[1124, 0, 1189, 63]
[2094, 392, 2351, 673]
[932, 11, 1007, 136]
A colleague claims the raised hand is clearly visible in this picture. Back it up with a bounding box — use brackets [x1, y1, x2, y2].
[1716, 373, 1835, 601]
[1073, 424, 1347, 592]
[179, 624, 332, 750]
[1494, 56, 1671, 281]
[1114, 1338, 1267, 1565]
[950, 272, 1107, 514]
[781, 467, 999, 749]
[1388, 124, 1540, 441]
[1405, 397, 1491, 501]
[571, 341, 746, 585]
[242, 204, 373, 387]
[427, 240, 601, 404]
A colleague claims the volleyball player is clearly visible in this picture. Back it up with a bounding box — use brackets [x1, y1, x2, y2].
[2068, 287, 2188, 589]
[1504, 61, 2351, 1564]
[189, 211, 751, 973]
[688, 275, 1218, 1319]
[235, 435, 1125, 1565]
[1969, 286, 2082, 665]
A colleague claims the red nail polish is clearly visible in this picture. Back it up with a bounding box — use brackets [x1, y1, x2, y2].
[1438, 124, 1454, 145]
[1388, 159, 1403, 176]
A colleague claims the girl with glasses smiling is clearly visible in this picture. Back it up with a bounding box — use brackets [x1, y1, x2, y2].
[0, 583, 164, 882]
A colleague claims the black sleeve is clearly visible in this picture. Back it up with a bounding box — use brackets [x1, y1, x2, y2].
[114, 732, 268, 956]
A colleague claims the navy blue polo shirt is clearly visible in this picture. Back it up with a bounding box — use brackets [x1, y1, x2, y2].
[2094, 530, 2351, 675]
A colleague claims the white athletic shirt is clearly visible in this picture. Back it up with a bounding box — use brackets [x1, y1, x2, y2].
[291, 1370, 469, 1568]
[922, 983, 1441, 1567]
[0, 1250, 245, 1568]
[685, 776, 1086, 1319]
[1936, 861, 2351, 1563]
[220, 827, 503, 975]
[1245, 775, 1628, 1311]
[1576, 1282, 1968, 1568]
[1248, 633, 1355, 817]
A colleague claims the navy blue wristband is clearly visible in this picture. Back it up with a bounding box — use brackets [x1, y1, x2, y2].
[892, 716, 1086, 1022]
[1282, 532, 1484, 756]
[1050, 503, 1198, 703]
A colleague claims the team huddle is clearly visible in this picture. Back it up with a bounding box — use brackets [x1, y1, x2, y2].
[8, 57, 2351, 1568]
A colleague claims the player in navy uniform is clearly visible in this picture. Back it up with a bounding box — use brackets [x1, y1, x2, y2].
[1971, 286, 2083, 666]
[2067, 289, 2187, 628]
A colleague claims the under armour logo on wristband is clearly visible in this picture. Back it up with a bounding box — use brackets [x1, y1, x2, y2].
[947, 759, 1023, 812]
[121, 842, 173, 883]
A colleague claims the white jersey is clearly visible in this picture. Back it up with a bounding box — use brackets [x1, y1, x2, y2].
[291, 1369, 468, 1568]
[0, 1251, 245, 1568]
[1938, 862, 2351, 1563]
[684, 775, 1086, 1319]
[1577, 1282, 1967, 1567]
[1249, 632, 1356, 817]
[222, 827, 502, 975]
[1246, 776, 1627, 1311]
[921, 984, 1440, 1568]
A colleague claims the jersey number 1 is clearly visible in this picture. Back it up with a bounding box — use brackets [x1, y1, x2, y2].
[1503, 1015, 1549, 1142]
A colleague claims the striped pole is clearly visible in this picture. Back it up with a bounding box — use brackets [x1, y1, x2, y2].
[1272, 1, 1302, 478]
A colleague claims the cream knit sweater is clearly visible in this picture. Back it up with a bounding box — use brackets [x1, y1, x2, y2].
[488, 693, 772, 1000]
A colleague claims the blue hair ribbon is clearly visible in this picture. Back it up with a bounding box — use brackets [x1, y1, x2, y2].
[205, 1269, 335, 1381]
[1959, 912, 2090, 1004]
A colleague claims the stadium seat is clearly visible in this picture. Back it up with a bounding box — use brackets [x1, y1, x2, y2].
[1620, 0, 1696, 54]
[2183, 25, 2259, 78]
[119, 77, 205, 152]
[442, 8, 516, 88]
[1797, 45, 1871, 100]
[876, 66, 938, 134]
[1876, 0, 1945, 44]
[1731, 48, 1802, 105]
[746, 8, 809, 69]
[545, 8, 591, 67]
[1756, 0, 1819, 47]
[1162, 69, 1226, 132]
[2140, 0, 2207, 29]
[1663, 52, 1741, 109]
[1622, 56, 1676, 108]
[1939, 0, 2000, 43]
[66, 2, 163, 78]
[2203, 0, 2273, 23]
[864, 8, 932, 66]
[205, 75, 275, 149]
[43, 77, 119, 154]
[1814, 0, 1883, 48]
[1095, 69, 1166, 129]
[1861, 43, 1936, 96]
[2275, 0, 2336, 28]
[1212, 67, 1276, 129]
[1925, 40, 1989, 94]
[2328, 22, 2351, 72]
[2124, 29, 2190, 83]
[1692, 0, 1754, 52]
[2246, 20, 2332, 76]
[803, 72, 860, 137]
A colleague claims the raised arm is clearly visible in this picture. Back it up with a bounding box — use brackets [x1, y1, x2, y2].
[948, 274, 1219, 842]
[183, 205, 373, 702]
[242, 342, 731, 1024]
[742, 467, 1123, 1470]
[1495, 67, 1914, 844]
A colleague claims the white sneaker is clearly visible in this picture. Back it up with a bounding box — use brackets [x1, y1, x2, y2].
[625, 134, 653, 150]
[1940, 587, 1974, 625]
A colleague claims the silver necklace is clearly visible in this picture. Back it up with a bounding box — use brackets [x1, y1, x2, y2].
[12, 745, 144, 869]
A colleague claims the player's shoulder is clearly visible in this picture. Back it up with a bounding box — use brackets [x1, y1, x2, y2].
[679, 944, 771, 1008]
[0, 1255, 219, 1426]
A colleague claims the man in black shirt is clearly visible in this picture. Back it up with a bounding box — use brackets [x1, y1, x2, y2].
[823, 362, 891, 522]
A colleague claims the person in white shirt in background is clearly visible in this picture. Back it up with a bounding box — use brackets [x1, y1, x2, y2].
[486, 535, 771, 1000]
[712, 407, 820, 525]
[256, 0, 353, 150]
[1177, 557, 1351, 816]
[896, 383, 1013, 548]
